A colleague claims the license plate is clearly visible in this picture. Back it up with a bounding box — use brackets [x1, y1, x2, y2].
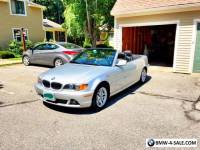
[43, 92, 55, 101]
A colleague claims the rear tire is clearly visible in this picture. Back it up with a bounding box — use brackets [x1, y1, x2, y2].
[92, 84, 109, 111]
[54, 58, 63, 67]
[140, 68, 147, 83]
[23, 56, 31, 66]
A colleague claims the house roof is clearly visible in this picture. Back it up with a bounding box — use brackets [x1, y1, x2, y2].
[43, 19, 64, 31]
[28, 2, 46, 10]
[111, 0, 200, 17]
[0, 0, 45, 10]
[0, 0, 9, 2]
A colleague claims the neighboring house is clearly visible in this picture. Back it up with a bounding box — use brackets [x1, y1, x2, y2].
[43, 18, 67, 43]
[111, 0, 200, 73]
[0, 0, 45, 48]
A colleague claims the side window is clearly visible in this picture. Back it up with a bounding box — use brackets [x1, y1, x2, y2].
[10, 0, 26, 15]
[34, 44, 47, 50]
[13, 29, 28, 42]
[46, 44, 59, 50]
[63, 43, 81, 49]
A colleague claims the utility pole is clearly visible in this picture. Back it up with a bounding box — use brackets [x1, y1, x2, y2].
[21, 28, 27, 51]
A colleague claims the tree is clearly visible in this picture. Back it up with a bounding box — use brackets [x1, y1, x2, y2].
[33, 0, 65, 24]
[63, 0, 116, 47]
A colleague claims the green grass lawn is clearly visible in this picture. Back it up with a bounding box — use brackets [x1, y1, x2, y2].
[9, 57, 22, 61]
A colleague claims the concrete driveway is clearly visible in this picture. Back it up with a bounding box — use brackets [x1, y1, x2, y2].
[0, 64, 200, 150]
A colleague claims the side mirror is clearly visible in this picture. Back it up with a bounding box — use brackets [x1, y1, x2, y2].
[116, 59, 127, 66]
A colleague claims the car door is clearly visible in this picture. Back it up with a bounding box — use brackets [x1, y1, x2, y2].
[125, 60, 138, 85]
[107, 61, 136, 94]
[117, 60, 137, 86]
[39, 43, 60, 66]
[31, 44, 47, 64]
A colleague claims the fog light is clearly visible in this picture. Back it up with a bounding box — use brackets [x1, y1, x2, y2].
[69, 99, 79, 105]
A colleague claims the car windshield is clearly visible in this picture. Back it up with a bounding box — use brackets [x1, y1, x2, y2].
[71, 49, 116, 67]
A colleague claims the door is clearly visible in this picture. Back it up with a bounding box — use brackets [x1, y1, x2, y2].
[194, 23, 200, 72]
[40, 43, 60, 65]
[119, 61, 137, 85]
[31, 44, 47, 64]
[109, 61, 137, 94]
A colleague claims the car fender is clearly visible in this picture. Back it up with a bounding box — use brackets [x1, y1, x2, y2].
[53, 54, 70, 65]
[89, 74, 109, 91]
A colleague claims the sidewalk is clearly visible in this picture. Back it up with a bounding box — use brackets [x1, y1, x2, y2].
[0, 58, 22, 66]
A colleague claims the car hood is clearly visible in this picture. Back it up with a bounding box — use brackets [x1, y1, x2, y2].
[40, 63, 111, 84]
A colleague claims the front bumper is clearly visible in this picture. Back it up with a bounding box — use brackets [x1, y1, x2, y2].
[35, 83, 94, 108]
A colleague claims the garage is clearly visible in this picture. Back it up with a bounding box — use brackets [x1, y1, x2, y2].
[111, 0, 200, 73]
[122, 24, 176, 67]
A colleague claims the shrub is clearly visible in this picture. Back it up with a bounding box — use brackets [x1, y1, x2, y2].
[8, 40, 23, 55]
[83, 38, 92, 48]
[8, 40, 34, 55]
[0, 51, 15, 59]
[26, 40, 34, 49]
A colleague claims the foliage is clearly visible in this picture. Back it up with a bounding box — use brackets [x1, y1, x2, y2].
[83, 38, 92, 48]
[0, 51, 15, 59]
[33, 0, 64, 24]
[63, 0, 116, 47]
[8, 40, 34, 55]
[63, 1, 85, 42]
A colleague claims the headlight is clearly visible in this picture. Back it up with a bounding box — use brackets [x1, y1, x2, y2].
[38, 77, 42, 84]
[63, 84, 88, 91]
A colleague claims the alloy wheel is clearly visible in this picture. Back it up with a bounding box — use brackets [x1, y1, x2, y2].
[96, 87, 108, 108]
[54, 58, 63, 67]
[23, 56, 30, 66]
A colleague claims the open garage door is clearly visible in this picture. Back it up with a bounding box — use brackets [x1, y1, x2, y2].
[122, 24, 176, 67]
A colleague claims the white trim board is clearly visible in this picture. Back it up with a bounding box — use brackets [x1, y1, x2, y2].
[191, 19, 200, 73]
[118, 20, 180, 28]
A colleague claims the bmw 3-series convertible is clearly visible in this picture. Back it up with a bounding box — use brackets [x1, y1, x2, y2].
[35, 49, 149, 110]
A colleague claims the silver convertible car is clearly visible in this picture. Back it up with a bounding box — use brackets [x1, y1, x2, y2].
[35, 49, 148, 110]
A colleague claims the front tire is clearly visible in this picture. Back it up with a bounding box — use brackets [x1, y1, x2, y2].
[140, 68, 147, 83]
[54, 58, 63, 67]
[92, 85, 109, 110]
[23, 56, 31, 66]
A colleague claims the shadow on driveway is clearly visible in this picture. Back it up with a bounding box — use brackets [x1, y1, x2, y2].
[43, 76, 152, 115]
[0, 84, 3, 89]
[0, 83, 4, 105]
[29, 64, 54, 68]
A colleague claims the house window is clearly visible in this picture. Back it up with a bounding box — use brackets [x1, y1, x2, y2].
[13, 29, 28, 42]
[55, 31, 66, 42]
[10, 0, 26, 15]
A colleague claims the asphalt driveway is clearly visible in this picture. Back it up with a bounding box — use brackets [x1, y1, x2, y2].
[0, 64, 200, 150]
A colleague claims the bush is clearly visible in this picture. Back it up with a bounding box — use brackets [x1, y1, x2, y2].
[83, 38, 92, 48]
[8, 41, 23, 55]
[0, 51, 15, 59]
[8, 40, 34, 55]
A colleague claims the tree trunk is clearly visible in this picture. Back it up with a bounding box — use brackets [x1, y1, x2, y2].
[92, 20, 97, 47]
[85, 0, 92, 39]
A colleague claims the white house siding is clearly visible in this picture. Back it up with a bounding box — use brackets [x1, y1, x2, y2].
[114, 11, 200, 73]
[114, 19, 122, 51]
